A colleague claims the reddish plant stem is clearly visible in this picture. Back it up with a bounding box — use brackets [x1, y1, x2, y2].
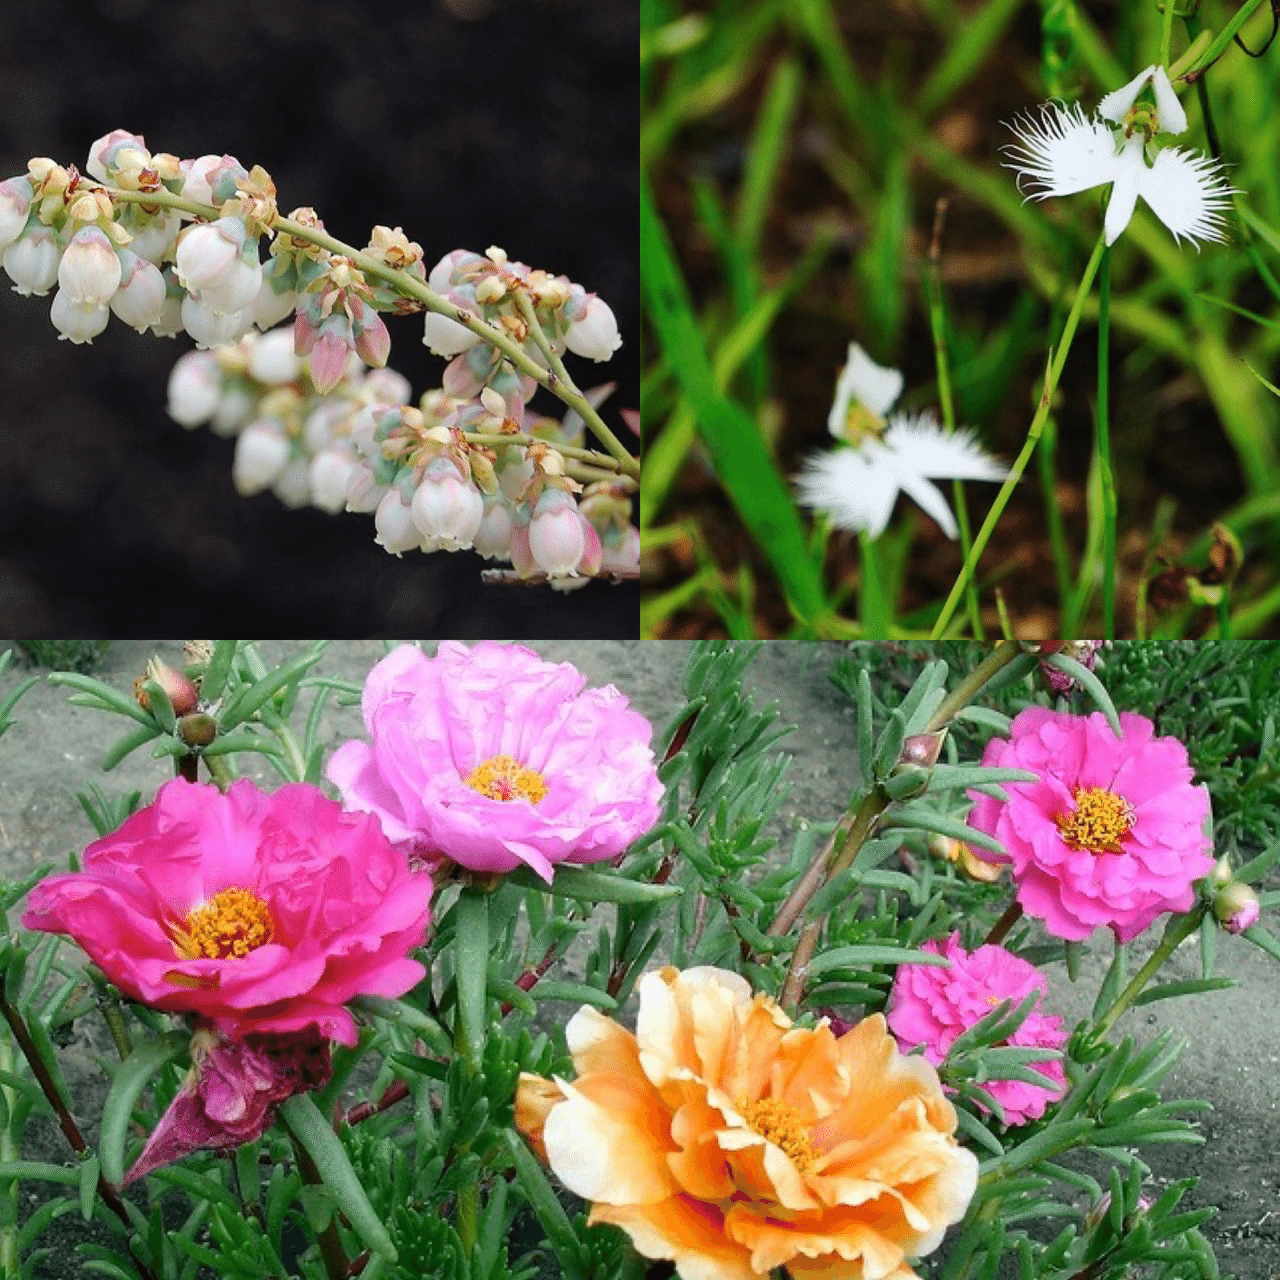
[343, 1078, 410, 1128]
[284, 1119, 349, 1280]
[175, 753, 198, 784]
[984, 900, 1025, 948]
[501, 942, 560, 1014]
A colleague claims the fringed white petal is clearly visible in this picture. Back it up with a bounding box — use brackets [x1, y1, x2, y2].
[795, 448, 899, 538]
[1150, 66, 1187, 136]
[895, 474, 959, 540]
[881, 414, 1009, 483]
[1104, 137, 1146, 246]
[1098, 65, 1156, 124]
[1138, 147, 1237, 245]
[826, 342, 903, 437]
[1003, 104, 1122, 200]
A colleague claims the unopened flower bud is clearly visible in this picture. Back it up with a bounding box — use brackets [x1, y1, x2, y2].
[1214, 881, 1260, 934]
[411, 458, 484, 551]
[57, 227, 122, 306]
[167, 350, 222, 427]
[50, 291, 109, 344]
[232, 421, 290, 495]
[600, 525, 640, 575]
[180, 154, 244, 208]
[927, 834, 1003, 882]
[4, 225, 61, 296]
[176, 712, 218, 748]
[181, 295, 253, 349]
[345, 462, 388, 514]
[565, 295, 622, 361]
[900, 731, 946, 769]
[308, 315, 353, 394]
[1039, 640, 1102, 695]
[110, 251, 166, 332]
[0, 177, 32, 252]
[353, 307, 391, 369]
[473, 495, 514, 560]
[374, 488, 421, 555]
[138, 658, 199, 716]
[125, 209, 181, 265]
[309, 448, 355, 514]
[474, 275, 506, 304]
[272, 457, 311, 509]
[175, 218, 245, 293]
[528, 488, 586, 577]
[423, 309, 480, 356]
[87, 129, 148, 183]
[1210, 855, 1234, 888]
[247, 328, 299, 385]
[253, 278, 296, 331]
[362, 367, 413, 405]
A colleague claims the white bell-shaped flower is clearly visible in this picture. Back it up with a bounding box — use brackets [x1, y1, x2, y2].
[1004, 65, 1236, 247]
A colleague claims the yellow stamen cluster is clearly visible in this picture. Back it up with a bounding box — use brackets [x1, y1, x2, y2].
[738, 1097, 817, 1173]
[175, 887, 274, 959]
[841, 402, 887, 448]
[464, 754, 548, 805]
[1055, 787, 1135, 855]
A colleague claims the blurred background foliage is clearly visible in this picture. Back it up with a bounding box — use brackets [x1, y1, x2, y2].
[641, 0, 1280, 639]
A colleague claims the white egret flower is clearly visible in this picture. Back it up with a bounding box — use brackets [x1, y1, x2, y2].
[795, 344, 1007, 540]
[1004, 64, 1236, 247]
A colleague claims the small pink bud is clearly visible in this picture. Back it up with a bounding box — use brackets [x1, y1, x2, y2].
[166, 350, 222, 427]
[565, 295, 622, 362]
[509, 517, 536, 578]
[1214, 881, 1261, 934]
[362, 367, 413, 405]
[308, 316, 353, 394]
[110, 251, 166, 332]
[86, 129, 148, 183]
[528, 488, 585, 577]
[4, 226, 61, 296]
[1039, 640, 1103, 695]
[900, 731, 946, 769]
[50, 291, 109, 344]
[247, 328, 299, 385]
[140, 657, 199, 716]
[232, 421, 290, 495]
[410, 458, 484, 551]
[374, 488, 421, 555]
[577, 517, 603, 577]
[353, 308, 391, 368]
[179, 154, 246, 209]
[0, 177, 32, 252]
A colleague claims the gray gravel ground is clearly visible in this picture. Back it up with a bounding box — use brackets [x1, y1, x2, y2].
[0, 640, 1275, 1279]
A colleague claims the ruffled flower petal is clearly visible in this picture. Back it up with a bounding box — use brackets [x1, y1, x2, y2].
[1003, 103, 1121, 199]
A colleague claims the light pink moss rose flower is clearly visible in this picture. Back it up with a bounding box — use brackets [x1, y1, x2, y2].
[327, 642, 664, 881]
[967, 708, 1213, 943]
[887, 933, 1067, 1126]
[22, 778, 432, 1046]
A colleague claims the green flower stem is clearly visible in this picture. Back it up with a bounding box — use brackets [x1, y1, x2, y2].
[511, 288, 585, 406]
[858, 531, 889, 639]
[201, 752, 235, 792]
[459, 433, 633, 476]
[1097, 246, 1116, 639]
[452, 885, 492, 1253]
[931, 234, 1108, 639]
[1183, 0, 1271, 76]
[1159, 0, 1178, 70]
[1092, 906, 1207, 1039]
[0, 1030, 17, 1279]
[103, 187, 638, 479]
[925, 639, 1024, 732]
[1037, 413, 1074, 617]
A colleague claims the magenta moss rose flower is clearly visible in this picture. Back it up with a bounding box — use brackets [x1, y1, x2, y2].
[888, 933, 1067, 1126]
[22, 778, 432, 1045]
[327, 642, 664, 881]
[967, 708, 1213, 943]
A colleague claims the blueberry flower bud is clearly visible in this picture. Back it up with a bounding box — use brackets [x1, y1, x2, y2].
[4, 225, 61, 296]
[247, 328, 299, 385]
[49, 291, 109, 344]
[410, 458, 484, 551]
[308, 315, 353, 395]
[600, 525, 640, 575]
[166, 351, 222, 427]
[109, 251, 166, 332]
[473, 495, 515, 560]
[345, 462, 388, 514]
[423, 309, 480, 357]
[125, 209, 181, 265]
[175, 218, 244, 293]
[308, 448, 355, 514]
[0, 177, 33, 252]
[86, 129, 148, 183]
[373, 488, 421, 555]
[232, 421, 290, 495]
[565, 295, 622, 361]
[57, 227, 122, 306]
[180, 295, 253, 349]
[252, 276, 297, 331]
[528, 488, 586, 577]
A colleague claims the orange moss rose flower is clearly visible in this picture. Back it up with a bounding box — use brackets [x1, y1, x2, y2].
[515, 967, 979, 1280]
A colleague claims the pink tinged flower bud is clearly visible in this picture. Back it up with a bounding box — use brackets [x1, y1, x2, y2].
[232, 421, 290, 495]
[499, 452, 535, 503]
[197, 256, 263, 317]
[86, 129, 148, 183]
[126, 209, 181, 264]
[565, 295, 622, 361]
[167, 350, 222, 427]
[411, 458, 484, 551]
[179, 154, 246, 209]
[362, 367, 413, 405]
[247, 328, 299, 385]
[423, 309, 480, 356]
[600, 524, 640, 575]
[353, 307, 391, 369]
[374, 488, 421, 555]
[0, 177, 33, 252]
[181, 295, 253, 349]
[175, 219, 243, 291]
[58, 227, 122, 306]
[428, 249, 481, 292]
[309, 448, 356, 514]
[528, 488, 586, 577]
[109, 251, 165, 332]
[1214, 881, 1261, 934]
[4, 226, 61, 296]
[346, 461, 388, 514]
[151, 270, 185, 338]
[273, 457, 312, 509]
[253, 278, 296, 330]
[210, 385, 256, 437]
[50, 291, 109, 344]
[577, 518, 603, 577]
[473, 495, 514, 560]
[308, 316, 353, 395]
[293, 303, 320, 356]
[509, 519, 536, 578]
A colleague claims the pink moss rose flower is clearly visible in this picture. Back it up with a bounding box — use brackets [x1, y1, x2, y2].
[125, 1029, 332, 1183]
[967, 709, 1213, 943]
[327, 642, 664, 881]
[887, 934, 1067, 1126]
[22, 778, 432, 1046]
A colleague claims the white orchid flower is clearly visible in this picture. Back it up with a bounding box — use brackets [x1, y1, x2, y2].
[1004, 64, 1237, 247]
[795, 343, 1007, 540]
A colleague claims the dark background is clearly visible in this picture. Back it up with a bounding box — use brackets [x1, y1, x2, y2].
[0, 0, 638, 638]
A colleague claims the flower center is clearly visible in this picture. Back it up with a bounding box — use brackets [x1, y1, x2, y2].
[841, 402, 887, 448]
[1055, 787, 1135, 854]
[738, 1097, 817, 1173]
[463, 754, 548, 804]
[175, 887, 274, 960]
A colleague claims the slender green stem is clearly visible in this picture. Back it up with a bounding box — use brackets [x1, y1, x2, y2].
[925, 639, 1023, 732]
[1216, 590, 1233, 639]
[1183, 0, 1270, 75]
[103, 186, 639, 478]
[1093, 906, 1206, 1038]
[858, 531, 889, 639]
[931, 235, 1108, 638]
[1159, 0, 1177, 69]
[202, 752, 235, 791]
[461, 432, 632, 475]
[1097, 246, 1116, 639]
[1037, 413, 1074, 612]
[0, 1030, 17, 1279]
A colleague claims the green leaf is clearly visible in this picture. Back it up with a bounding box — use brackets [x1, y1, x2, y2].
[886, 805, 1005, 854]
[278, 1094, 396, 1261]
[507, 864, 683, 904]
[48, 674, 152, 727]
[1041, 654, 1122, 735]
[454, 887, 490, 1073]
[506, 1132, 587, 1280]
[98, 1031, 189, 1186]
[199, 730, 285, 759]
[217, 650, 323, 732]
[0, 1161, 81, 1187]
[530, 982, 618, 1010]
[640, 176, 828, 625]
[101, 723, 163, 772]
[1132, 978, 1236, 1006]
[807, 943, 951, 979]
[200, 640, 239, 703]
[1241, 923, 1280, 966]
[78, 1154, 99, 1222]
